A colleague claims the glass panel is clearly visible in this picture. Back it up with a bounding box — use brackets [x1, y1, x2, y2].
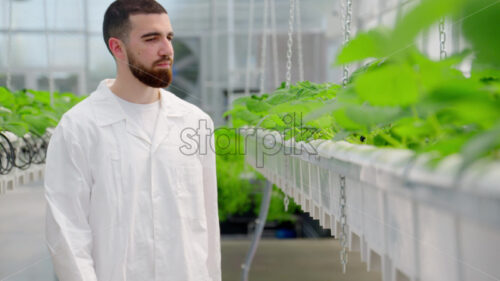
[7, 0, 83, 30]
[87, 0, 112, 33]
[88, 35, 115, 92]
[47, 0, 85, 30]
[0, 34, 5, 68]
[50, 35, 85, 67]
[0, 74, 25, 91]
[9, 34, 48, 68]
[37, 72, 80, 93]
[9, 0, 44, 30]
[0, 0, 8, 29]
[6, 34, 84, 69]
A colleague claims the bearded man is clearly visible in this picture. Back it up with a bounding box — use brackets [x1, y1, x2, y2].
[44, 1, 221, 280]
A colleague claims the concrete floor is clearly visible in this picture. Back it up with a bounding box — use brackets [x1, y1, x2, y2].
[222, 238, 382, 281]
[0, 181, 382, 281]
[0, 181, 56, 281]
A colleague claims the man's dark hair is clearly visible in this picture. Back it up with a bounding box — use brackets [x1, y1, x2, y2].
[103, 0, 167, 54]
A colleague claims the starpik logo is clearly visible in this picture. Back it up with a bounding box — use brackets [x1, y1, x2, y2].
[178, 113, 318, 168]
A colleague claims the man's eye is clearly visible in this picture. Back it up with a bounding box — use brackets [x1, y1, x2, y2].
[145, 37, 156, 42]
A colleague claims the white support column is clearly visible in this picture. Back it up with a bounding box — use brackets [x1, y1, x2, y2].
[43, 0, 54, 104]
[6, 0, 13, 90]
[295, 0, 304, 82]
[244, 0, 255, 96]
[259, 0, 269, 94]
[200, 34, 208, 113]
[210, 0, 218, 115]
[227, 0, 235, 104]
[82, 0, 89, 95]
[270, 0, 279, 88]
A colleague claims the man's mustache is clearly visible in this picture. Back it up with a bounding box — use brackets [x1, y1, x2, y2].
[154, 57, 173, 66]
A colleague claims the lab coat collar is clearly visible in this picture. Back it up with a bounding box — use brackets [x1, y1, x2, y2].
[153, 89, 189, 151]
[92, 79, 126, 127]
[91, 79, 189, 151]
[91, 79, 188, 127]
[158, 88, 189, 117]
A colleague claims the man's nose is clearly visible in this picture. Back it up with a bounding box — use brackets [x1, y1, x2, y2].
[159, 38, 173, 58]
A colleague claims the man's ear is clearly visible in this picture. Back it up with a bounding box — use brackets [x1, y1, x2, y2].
[109, 37, 127, 62]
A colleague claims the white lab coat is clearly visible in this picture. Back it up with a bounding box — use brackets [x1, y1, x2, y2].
[44, 79, 221, 281]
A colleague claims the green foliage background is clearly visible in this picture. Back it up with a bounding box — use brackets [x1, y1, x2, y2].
[0, 87, 85, 137]
[214, 127, 299, 222]
[226, 0, 500, 175]
[222, 0, 500, 221]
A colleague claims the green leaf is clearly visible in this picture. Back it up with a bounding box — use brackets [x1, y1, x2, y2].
[392, 117, 433, 139]
[246, 99, 272, 113]
[391, 0, 464, 54]
[419, 134, 471, 158]
[269, 102, 308, 115]
[303, 99, 342, 123]
[345, 104, 402, 128]
[231, 109, 260, 126]
[3, 121, 29, 137]
[446, 100, 500, 128]
[223, 104, 245, 118]
[22, 115, 51, 135]
[29, 90, 52, 105]
[266, 92, 295, 105]
[426, 77, 487, 103]
[333, 108, 363, 131]
[258, 114, 286, 129]
[332, 130, 351, 141]
[355, 64, 419, 106]
[461, 0, 500, 68]
[336, 28, 391, 64]
[0, 87, 15, 107]
[231, 96, 253, 106]
[0, 106, 12, 115]
[17, 106, 40, 116]
[305, 114, 334, 129]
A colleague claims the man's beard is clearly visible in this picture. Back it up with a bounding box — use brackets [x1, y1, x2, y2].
[127, 50, 173, 88]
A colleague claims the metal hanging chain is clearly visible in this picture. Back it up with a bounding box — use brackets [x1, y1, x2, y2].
[270, 0, 280, 88]
[283, 0, 296, 211]
[283, 0, 295, 212]
[259, 0, 269, 95]
[244, 0, 256, 96]
[339, 0, 345, 35]
[339, 0, 352, 272]
[43, 0, 54, 106]
[284, 156, 290, 212]
[342, 0, 352, 87]
[295, 0, 304, 82]
[339, 174, 348, 273]
[6, 0, 13, 89]
[439, 17, 447, 60]
[285, 0, 296, 89]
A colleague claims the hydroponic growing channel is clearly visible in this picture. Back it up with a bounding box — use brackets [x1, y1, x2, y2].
[224, 0, 500, 280]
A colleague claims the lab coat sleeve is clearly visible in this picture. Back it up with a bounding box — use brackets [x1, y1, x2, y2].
[201, 116, 222, 281]
[44, 117, 98, 281]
